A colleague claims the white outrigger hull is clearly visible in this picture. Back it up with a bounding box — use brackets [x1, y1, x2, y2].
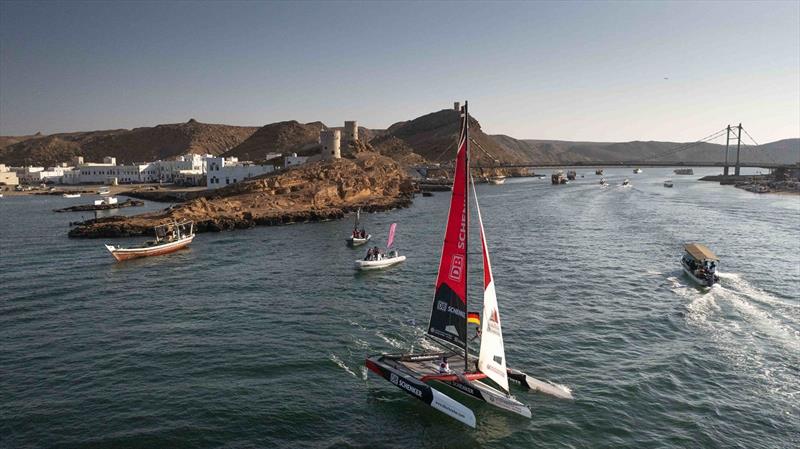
[366, 351, 572, 425]
[355, 255, 406, 271]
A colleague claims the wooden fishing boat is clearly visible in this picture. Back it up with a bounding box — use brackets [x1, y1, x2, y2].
[365, 102, 571, 428]
[681, 243, 719, 287]
[105, 220, 194, 261]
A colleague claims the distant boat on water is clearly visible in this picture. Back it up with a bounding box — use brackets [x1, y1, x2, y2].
[633, 168, 643, 174]
[664, 180, 674, 188]
[105, 220, 194, 261]
[674, 168, 694, 175]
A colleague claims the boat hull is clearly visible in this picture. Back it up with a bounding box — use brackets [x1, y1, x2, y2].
[346, 235, 371, 247]
[680, 259, 718, 287]
[355, 255, 406, 270]
[105, 235, 194, 261]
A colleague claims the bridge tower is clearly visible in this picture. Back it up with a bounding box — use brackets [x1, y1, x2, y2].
[723, 125, 731, 176]
[734, 123, 743, 176]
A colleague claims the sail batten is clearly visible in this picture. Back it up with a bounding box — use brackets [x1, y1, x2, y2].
[427, 107, 469, 350]
[472, 175, 510, 393]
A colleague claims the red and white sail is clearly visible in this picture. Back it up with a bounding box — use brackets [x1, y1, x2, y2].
[427, 110, 469, 349]
[387, 223, 397, 248]
[472, 176, 509, 392]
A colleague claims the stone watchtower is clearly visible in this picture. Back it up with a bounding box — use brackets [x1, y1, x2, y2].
[343, 121, 359, 143]
[320, 129, 341, 160]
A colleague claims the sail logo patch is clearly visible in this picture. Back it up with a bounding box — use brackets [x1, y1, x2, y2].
[390, 372, 422, 398]
[487, 308, 501, 334]
[448, 254, 464, 281]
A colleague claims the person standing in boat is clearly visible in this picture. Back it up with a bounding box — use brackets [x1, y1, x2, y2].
[365, 247, 373, 261]
[438, 357, 451, 374]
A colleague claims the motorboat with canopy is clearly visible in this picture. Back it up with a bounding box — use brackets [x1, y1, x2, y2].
[681, 243, 720, 287]
[365, 102, 572, 428]
[105, 220, 195, 261]
[346, 207, 371, 247]
[354, 223, 405, 270]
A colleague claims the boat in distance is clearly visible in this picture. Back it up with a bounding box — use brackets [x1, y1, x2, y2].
[633, 168, 643, 174]
[681, 243, 720, 287]
[365, 102, 571, 428]
[674, 168, 694, 175]
[62, 193, 81, 198]
[105, 220, 195, 261]
[346, 207, 371, 247]
[355, 223, 404, 270]
[664, 180, 674, 188]
[488, 176, 506, 185]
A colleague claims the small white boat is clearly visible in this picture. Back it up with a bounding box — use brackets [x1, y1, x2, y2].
[488, 176, 506, 185]
[681, 243, 720, 287]
[63, 193, 81, 198]
[600, 178, 609, 186]
[346, 208, 371, 247]
[347, 235, 372, 247]
[355, 250, 406, 270]
[621, 179, 631, 187]
[105, 220, 194, 262]
[633, 168, 643, 174]
[664, 180, 674, 188]
[356, 223, 404, 270]
[98, 187, 111, 196]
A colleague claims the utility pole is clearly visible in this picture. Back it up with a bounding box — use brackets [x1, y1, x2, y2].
[734, 123, 742, 176]
[723, 125, 731, 176]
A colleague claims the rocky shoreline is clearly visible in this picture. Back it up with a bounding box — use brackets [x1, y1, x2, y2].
[68, 152, 415, 238]
[699, 174, 800, 195]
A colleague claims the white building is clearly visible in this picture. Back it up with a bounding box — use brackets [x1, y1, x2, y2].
[206, 157, 274, 189]
[0, 164, 19, 186]
[284, 153, 309, 168]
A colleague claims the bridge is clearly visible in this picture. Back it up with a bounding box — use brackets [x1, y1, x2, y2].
[419, 124, 791, 171]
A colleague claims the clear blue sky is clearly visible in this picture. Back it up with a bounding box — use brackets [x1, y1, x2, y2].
[1, 1, 798, 143]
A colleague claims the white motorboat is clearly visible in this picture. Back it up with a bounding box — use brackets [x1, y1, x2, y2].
[346, 207, 371, 247]
[600, 178, 609, 186]
[355, 223, 404, 270]
[488, 176, 506, 185]
[63, 193, 81, 198]
[622, 179, 632, 187]
[365, 102, 571, 429]
[664, 180, 674, 188]
[633, 168, 643, 174]
[681, 243, 720, 287]
[355, 250, 406, 270]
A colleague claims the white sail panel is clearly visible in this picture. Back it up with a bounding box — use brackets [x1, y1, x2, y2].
[472, 177, 509, 393]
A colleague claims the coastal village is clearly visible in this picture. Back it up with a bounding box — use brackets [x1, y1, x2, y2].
[0, 120, 361, 191]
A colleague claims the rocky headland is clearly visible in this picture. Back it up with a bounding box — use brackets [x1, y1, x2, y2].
[68, 152, 414, 238]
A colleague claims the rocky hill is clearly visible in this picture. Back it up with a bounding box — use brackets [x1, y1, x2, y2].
[371, 109, 528, 165]
[69, 151, 414, 238]
[493, 138, 800, 165]
[222, 120, 327, 161]
[0, 120, 257, 166]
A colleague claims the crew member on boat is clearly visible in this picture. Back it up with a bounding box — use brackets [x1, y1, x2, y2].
[438, 357, 451, 374]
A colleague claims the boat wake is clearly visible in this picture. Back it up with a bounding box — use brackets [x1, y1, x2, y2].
[676, 272, 799, 401]
[330, 354, 358, 378]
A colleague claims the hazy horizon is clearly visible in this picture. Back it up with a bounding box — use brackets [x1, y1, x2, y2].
[1, 1, 798, 143]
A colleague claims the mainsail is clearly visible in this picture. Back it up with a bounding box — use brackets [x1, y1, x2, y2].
[428, 108, 469, 350]
[472, 176, 510, 392]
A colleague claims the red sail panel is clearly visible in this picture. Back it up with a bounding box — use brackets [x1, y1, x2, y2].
[427, 112, 469, 349]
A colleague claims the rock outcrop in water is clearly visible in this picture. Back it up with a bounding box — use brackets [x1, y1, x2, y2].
[68, 152, 414, 238]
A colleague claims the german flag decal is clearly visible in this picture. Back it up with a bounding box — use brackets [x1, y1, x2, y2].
[467, 312, 480, 326]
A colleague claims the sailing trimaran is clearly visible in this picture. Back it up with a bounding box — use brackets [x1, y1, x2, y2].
[365, 102, 571, 428]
